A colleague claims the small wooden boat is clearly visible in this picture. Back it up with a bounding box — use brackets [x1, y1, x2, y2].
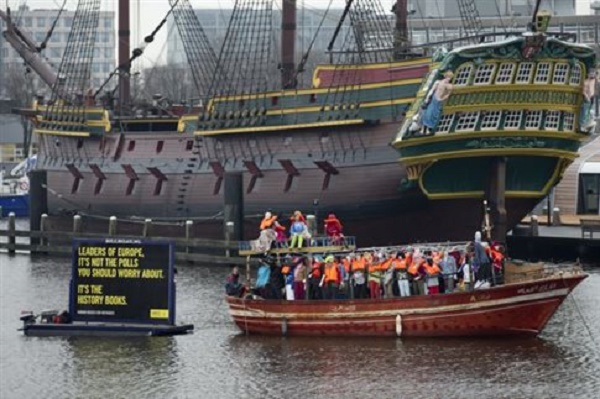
[226, 263, 586, 337]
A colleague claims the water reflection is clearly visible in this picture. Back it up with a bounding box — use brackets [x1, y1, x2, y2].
[66, 337, 180, 398]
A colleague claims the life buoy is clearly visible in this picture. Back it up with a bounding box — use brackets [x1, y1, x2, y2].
[19, 181, 29, 191]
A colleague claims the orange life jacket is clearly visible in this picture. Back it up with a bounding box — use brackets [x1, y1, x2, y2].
[324, 263, 339, 283]
[380, 258, 393, 271]
[394, 259, 407, 270]
[342, 258, 351, 272]
[352, 257, 365, 271]
[408, 262, 419, 275]
[260, 216, 277, 230]
[426, 263, 441, 276]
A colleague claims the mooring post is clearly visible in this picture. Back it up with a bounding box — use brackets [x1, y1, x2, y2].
[225, 221, 234, 257]
[143, 219, 152, 237]
[29, 170, 48, 246]
[223, 173, 244, 244]
[487, 157, 507, 242]
[8, 212, 16, 255]
[530, 215, 539, 237]
[73, 214, 82, 234]
[185, 220, 193, 254]
[40, 213, 48, 251]
[108, 216, 117, 236]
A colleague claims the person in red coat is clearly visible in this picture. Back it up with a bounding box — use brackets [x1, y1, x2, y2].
[324, 213, 344, 245]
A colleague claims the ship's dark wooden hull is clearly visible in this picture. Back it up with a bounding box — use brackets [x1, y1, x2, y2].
[226, 274, 586, 337]
[37, 118, 539, 245]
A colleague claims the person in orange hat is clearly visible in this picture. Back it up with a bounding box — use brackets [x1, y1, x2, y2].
[324, 213, 344, 245]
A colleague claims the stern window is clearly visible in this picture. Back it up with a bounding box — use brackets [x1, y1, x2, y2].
[525, 110, 543, 129]
[515, 63, 534, 84]
[473, 64, 496, 85]
[495, 63, 515, 84]
[552, 63, 569, 84]
[453, 65, 472, 86]
[436, 114, 455, 133]
[544, 111, 560, 131]
[503, 111, 523, 130]
[563, 112, 575, 131]
[480, 111, 502, 130]
[534, 62, 551, 84]
[455, 112, 480, 131]
[569, 64, 582, 85]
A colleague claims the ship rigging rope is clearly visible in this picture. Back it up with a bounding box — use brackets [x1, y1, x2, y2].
[294, 0, 334, 88]
[36, 0, 67, 53]
[46, 0, 100, 124]
[94, 0, 181, 99]
[209, 0, 275, 119]
[170, 0, 221, 103]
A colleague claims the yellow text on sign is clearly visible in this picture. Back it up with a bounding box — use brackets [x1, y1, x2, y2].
[150, 309, 169, 319]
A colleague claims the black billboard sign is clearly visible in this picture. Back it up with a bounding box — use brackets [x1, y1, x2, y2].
[70, 239, 175, 325]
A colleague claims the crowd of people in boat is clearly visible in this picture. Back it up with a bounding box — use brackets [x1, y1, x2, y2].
[252, 210, 345, 251]
[226, 231, 506, 300]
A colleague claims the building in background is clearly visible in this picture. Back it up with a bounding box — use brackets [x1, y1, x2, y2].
[407, 0, 584, 19]
[0, 5, 115, 99]
[0, 114, 31, 172]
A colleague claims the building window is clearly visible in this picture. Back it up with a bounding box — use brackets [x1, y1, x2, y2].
[436, 114, 454, 133]
[104, 18, 112, 29]
[186, 140, 194, 151]
[534, 62, 551, 84]
[552, 63, 569, 84]
[563, 112, 575, 131]
[455, 112, 480, 131]
[544, 111, 560, 131]
[515, 63, 534, 84]
[569, 64, 582, 85]
[64, 17, 73, 27]
[127, 140, 136, 151]
[525, 111, 543, 129]
[503, 111, 523, 130]
[156, 140, 164, 154]
[472, 64, 496, 85]
[37, 17, 46, 27]
[453, 64, 472, 86]
[495, 63, 515, 84]
[480, 111, 502, 130]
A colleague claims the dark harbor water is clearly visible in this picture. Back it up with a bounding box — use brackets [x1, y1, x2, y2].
[1, 252, 599, 399]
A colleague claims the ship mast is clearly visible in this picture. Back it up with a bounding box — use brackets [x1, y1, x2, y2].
[281, 0, 297, 89]
[118, 0, 131, 114]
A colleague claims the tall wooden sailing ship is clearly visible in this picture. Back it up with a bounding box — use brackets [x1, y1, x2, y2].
[0, 0, 596, 244]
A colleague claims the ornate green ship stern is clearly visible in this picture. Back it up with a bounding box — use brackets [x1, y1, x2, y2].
[393, 17, 597, 241]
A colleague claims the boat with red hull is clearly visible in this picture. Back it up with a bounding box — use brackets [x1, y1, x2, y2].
[226, 273, 586, 337]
